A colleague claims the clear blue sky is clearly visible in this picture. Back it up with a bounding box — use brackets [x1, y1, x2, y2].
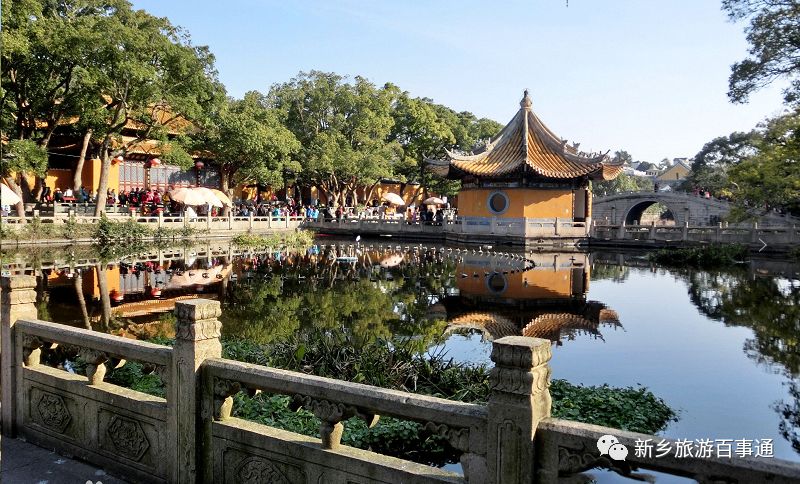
[132, 0, 786, 163]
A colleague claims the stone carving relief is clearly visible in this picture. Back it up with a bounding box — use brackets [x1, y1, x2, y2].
[107, 415, 150, 462]
[424, 422, 470, 452]
[36, 392, 71, 433]
[236, 456, 290, 484]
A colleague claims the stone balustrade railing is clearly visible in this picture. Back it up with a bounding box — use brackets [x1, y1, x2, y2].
[592, 222, 799, 246]
[2, 276, 800, 483]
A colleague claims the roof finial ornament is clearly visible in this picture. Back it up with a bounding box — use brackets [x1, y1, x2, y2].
[520, 89, 532, 110]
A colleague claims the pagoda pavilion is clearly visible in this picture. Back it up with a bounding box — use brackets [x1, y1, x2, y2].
[428, 90, 623, 245]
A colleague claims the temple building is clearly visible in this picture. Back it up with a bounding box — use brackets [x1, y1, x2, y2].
[433, 252, 622, 345]
[428, 90, 623, 246]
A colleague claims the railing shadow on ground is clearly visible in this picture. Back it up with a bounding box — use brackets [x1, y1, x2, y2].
[2, 276, 800, 483]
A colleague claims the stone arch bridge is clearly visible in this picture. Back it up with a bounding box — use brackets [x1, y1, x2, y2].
[592, 191, 798, 226]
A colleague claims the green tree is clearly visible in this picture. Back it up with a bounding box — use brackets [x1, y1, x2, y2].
[723, 0, 800, 105]
[681, 131, 756, 197]
[389, 92, 456, 199]
[198, 92, 300, 199]
[728, 109, 800, 215]
[0, 140, 48, 218]
[592, 173, 654, 196]
[270, 71, 400, 207]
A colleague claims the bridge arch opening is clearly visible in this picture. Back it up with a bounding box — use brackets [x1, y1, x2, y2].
[624, 201, 676, 225]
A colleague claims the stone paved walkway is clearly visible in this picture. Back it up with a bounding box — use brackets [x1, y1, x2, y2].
[1, 436, 127, 484]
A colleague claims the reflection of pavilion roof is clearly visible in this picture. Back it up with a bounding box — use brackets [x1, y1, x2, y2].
[443, 301, 621, 344]
[427, 91, 623, 181]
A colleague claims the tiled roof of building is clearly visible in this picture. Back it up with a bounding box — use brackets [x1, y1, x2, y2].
[427, 91, 623, 181]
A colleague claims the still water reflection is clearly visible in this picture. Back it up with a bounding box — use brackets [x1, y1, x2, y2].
[3, 243, 799, 464]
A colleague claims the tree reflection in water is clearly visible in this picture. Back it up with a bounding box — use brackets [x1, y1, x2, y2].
[221, 246, 456, 351]
[686, 269, 800, 452]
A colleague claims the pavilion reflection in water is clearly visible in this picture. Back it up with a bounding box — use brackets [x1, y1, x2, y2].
[436, 252, 621, 345]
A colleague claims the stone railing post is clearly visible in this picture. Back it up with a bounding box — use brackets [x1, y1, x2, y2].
[169, 299, 222, 484]
[751, 222, 759, 243]
[554, 217, 560, 236]
[1, 275, 37, 437]
[227, 211, 233, 230]
[249, 212, 254, 231]
[486, 336, 552, 484]
[682, 221, 689, 241]
[617, 222, 626, 239]
[206, 212, 211, 230]
[158, 210, 164, 228]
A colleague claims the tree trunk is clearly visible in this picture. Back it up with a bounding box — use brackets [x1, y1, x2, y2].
[73, 129, 93, 192]
[73, 271, 91, 330]
[220, 168, 231, 216]
[94, 137, 112, 217]
[3, 175, 27, 222]
[95, 263, 112, 331]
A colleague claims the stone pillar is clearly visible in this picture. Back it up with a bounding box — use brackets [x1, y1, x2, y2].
[170, 299, 222, 484]
[649, 221, 657, 240]
[158, 210, 164, 228]
[1, 275, 37, 437]
[617, 222, 626, 240]
[486, 336, 552, 484]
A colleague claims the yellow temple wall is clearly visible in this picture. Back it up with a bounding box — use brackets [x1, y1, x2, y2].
[456, 265, 574, 299]
[457, 188, 574, 218]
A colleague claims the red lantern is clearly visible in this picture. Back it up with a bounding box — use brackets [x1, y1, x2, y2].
[112, 155, 124, 165]
[150, 157, 161, 166]
[194, 160, 204, 170]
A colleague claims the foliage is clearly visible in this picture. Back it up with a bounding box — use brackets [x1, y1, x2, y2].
[727, 109, 800, 216]
[197, 92, 300, 192]
[93, 214, 152, 244]
[105, 361, 165, 398]
[723, 0, 800, 105]
[648, 244, 748, 268]
[219, 333, 675, 465]
[0, 139, 48, 178]
[550, 380, 677, 432]
[270, 71, 401, 206]
[592, 173, 654, 196]
[680, 131, 756, 197]
[230, 230, 315, 249]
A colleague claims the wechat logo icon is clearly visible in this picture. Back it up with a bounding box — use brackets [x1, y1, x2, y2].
[597, 434, 628, 461]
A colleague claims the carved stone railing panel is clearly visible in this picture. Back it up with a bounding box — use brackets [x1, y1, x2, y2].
[203, 357, 487, 480]
[535, 419, 800, 484]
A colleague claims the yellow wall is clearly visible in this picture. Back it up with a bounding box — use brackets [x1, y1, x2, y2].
[456, 264, 575, 299]
[457, 188, 575, 218]
[657, 163, 691, 181]
[39, 158, 119, 193]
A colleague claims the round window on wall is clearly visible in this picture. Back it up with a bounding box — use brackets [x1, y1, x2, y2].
[487, 191, 509, 215]
[486, 272, 507, 294]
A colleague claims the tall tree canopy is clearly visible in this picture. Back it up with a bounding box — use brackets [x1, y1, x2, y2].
[723, 0, 800, 105]
[681, 131, 757, 197]
[198, 92, 300, 195]
[728, 109, 800, 215]
[270, 71, 401, 207]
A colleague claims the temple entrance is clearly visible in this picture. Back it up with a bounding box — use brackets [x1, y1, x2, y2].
[624, 201, 676, 225]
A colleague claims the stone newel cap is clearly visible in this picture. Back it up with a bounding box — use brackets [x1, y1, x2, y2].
[1, 275, 37, 290]
[491, 336, 551, 368]
[175, 299, 222, 322]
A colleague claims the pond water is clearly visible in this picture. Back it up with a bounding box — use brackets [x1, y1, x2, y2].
[3, 241, 799, 472]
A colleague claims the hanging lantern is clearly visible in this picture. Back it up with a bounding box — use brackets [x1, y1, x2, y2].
[150, 157, 161, 166]
[194, 160, 205, 170]
[112, 155, 124, 165]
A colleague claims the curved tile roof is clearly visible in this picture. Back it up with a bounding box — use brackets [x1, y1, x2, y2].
[429, 91, 623, 181]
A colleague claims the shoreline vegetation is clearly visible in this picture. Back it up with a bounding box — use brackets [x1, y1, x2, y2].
[102, 334, 677, 467]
